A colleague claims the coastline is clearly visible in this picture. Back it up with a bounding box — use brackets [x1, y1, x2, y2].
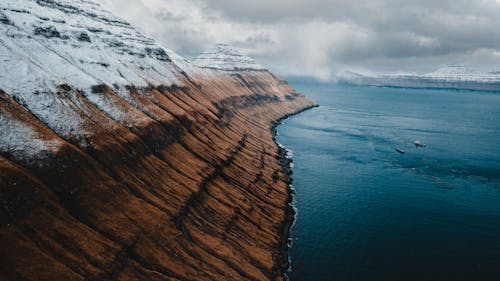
[1, 0, 324, 279]
[271, 104, 319, 281]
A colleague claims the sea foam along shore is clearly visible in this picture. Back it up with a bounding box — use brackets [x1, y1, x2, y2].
[271, 104, 319, 280]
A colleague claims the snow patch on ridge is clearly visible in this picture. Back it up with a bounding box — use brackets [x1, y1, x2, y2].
[0, 113, 62, 162]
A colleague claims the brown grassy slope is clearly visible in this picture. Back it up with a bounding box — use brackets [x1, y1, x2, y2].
[0, 70, 316, 281]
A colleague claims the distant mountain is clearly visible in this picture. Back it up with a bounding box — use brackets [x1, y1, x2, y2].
[337, 66, 500, 91]
[193, 44, 266, 71]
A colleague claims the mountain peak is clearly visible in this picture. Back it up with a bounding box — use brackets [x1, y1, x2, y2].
[0, 0, 182, 94]
[193, 44, 266, 71]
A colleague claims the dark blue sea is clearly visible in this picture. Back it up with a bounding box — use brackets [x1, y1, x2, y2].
[277, 82, 500, 281]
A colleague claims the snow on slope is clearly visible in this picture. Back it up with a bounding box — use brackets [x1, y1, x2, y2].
[0, 0, 186, 94]
[0, 1, 277, 158]
[0, 110, 62, 163]
[0, 0, 191, 148]
[193, 44, 266, 71]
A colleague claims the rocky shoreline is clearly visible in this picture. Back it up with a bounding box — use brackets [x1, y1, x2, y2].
[272, 104, 319, 280]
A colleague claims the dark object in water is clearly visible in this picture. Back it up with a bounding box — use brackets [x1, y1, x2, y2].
[414, 140, 426, 147]
[396, 148, 405, 154]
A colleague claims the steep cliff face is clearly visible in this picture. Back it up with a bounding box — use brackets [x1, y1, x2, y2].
[0, 1, 316, 280]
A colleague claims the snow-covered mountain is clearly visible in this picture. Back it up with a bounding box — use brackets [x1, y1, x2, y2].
[0, 0, 192, 158]
[0, 0, 185, 93]
[0, 1, 315, 280]
[193, 44, 266, 71]
[337, 66, 500, 91]
[0, 0, 287, 157]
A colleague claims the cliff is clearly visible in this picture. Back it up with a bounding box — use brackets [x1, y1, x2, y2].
[0, 1, 316, 280]
[337, 67, 500, 91]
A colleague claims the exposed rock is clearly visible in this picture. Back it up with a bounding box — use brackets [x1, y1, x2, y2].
[87, 27, 104, 33]
[0, 12, 10, 25]
[33, 25, 61, 38]
[145, 47, 171, 62]
[76, 31, 91, 42]
[90, 84, 107, 94]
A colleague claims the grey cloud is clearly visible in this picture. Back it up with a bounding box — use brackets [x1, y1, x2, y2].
[155, 10, 185, 22]
[100, 0, 500, 80]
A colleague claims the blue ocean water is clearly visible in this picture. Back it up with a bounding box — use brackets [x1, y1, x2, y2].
[277, 82, 500, 281]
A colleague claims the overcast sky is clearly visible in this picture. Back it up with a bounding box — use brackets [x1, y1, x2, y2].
[101, 0, 500, 80]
